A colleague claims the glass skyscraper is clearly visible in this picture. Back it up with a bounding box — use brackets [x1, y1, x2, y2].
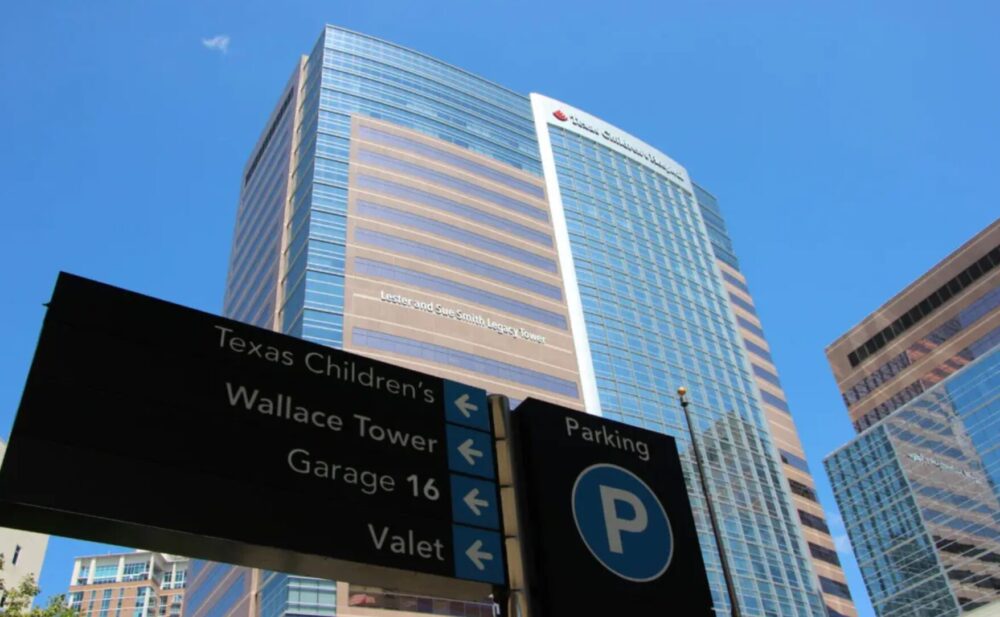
[203, 24, 840, 617]
[826, 347, 1000, 616]
[694, 184, 857, 616]
[824, 219, 1000, 617]
[532, 95, 825, 616]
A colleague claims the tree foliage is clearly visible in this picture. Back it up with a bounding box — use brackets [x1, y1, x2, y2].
[0, 554, 77, 617]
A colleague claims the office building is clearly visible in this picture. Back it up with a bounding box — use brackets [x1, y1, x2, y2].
[216, 24, 833, 616]
[183, 563, 257, 617]
[825, 219, 1000, 434]
[825, 219, 1000, 617]
[695, 188, 857, 616]
[66, 551, 187, 617]
[826, 346, 1000, 617]
[0, 440, 49, 609]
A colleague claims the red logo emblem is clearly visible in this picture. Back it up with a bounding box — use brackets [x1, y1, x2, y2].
[553, 110, 568, 122]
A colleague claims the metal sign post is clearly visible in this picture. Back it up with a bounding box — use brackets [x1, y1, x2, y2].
[677, 387, 743, 617]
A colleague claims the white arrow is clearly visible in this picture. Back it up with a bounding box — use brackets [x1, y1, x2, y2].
[458, 439, 484, 466]
[465, 540, 494, 571]
[463, 488, 490, 516]
[455, 393, 478, 418]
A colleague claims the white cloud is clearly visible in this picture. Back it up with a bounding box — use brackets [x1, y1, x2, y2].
[833, 533, 853, 554]
[202, 35, 230, 54]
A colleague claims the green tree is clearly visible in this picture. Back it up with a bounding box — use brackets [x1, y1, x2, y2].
[0, 554, 77, 617]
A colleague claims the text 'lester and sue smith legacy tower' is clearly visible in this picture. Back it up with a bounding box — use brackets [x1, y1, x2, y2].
[201, 25, 847, 617]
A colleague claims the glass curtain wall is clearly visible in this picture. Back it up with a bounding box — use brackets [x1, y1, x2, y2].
[548, 125, 826, 617]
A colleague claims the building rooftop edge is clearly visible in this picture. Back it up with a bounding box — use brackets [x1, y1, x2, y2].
[70, 551, 188, 562]
[324, 25, 529, 101]
[824, 216, 1000, 353]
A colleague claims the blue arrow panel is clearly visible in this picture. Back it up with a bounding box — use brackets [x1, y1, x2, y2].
[450, 474, 500, 530]
[452, 525, 504, 584]
[443, 381, 490, 432]
[445, 425, 495, 480]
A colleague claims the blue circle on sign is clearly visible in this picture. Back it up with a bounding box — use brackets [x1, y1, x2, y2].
[572, 463, 673, 582]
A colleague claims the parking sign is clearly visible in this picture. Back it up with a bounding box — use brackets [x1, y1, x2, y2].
[511, 398, 714, 615]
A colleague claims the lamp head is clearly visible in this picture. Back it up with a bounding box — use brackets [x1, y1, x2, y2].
[677, 386, 687, 397]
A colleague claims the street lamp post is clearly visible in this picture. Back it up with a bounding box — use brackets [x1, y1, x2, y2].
[677, 387, 742, 617]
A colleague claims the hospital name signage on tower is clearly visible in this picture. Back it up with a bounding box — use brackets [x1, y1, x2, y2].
[552, 109, 685, 183]
[379, 289, 547, 345]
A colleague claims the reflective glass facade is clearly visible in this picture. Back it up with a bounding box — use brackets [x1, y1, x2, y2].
[258, 573, 336, 617]
[826, 346, 1000, 617]
[278, 26, 541, 350]
[826, 220, 1000, 434]
[536, 97, 826, 616]
[221, 25, 548, 617]
[223, 72, 300, 330]
[182, 561, 250, 617]
[699, 177, 856, 616]
[694, 183, 740, 270]
[221, 25, 835, 617]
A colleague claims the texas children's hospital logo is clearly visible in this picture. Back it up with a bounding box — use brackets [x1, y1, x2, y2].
[550, 108, 677, 178]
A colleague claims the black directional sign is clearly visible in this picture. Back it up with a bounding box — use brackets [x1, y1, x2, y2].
[0, 273, 504, 597]
[511, 398, 714, 615]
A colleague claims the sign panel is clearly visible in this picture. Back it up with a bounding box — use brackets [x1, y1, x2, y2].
[511, 398, 714, 615]
[0, 273, 504, 597]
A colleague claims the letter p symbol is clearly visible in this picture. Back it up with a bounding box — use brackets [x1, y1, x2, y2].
[599, 485, 648, 554]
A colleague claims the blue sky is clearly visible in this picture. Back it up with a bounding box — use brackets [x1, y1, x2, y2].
[1, 1, 998, 614]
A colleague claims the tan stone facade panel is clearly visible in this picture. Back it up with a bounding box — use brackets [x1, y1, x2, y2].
[826, 219, 1000, 384]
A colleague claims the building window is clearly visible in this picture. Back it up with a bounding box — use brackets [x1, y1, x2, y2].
[356, 175, 552, 246]
[819, 576, 853, 600]
[11, 545, 21, 565]
[779, 450, 810, 473]
[737, 315, 765, 339]
[357, 125, 544, 197]
[728, 292, 757, 316]
[93, 564, 119, 584]
[722, 271, 751, 295]
[760, 390, 791, 414]
[354, 257, 568, 328]
[847, 246, 1000, 367]
[809, 542, 842, 566]
[353, 226, 563, 299]
[68, 592, 85, 609]
[753, 364, 782, 388]
[122, 562, 149, 582]
[744, 339, 774, 364]
[788, 479, 818, 502]
[353, 327, 579, 397]
[799, 510, 831, 535]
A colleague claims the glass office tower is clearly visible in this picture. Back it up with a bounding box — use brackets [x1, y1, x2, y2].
[694, 185, 858, 616]
[825, 220, 999, 435]
[210, 25, 833, 617]
[826, 347, 1000, 617]
[824, 219, 1000, 617]
[533, 95, 825, 616]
